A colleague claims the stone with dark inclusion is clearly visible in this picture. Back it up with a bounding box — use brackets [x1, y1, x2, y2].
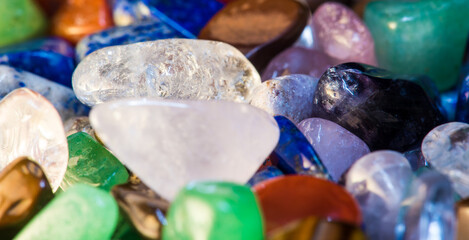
[76, 20, 193, 62]
[0, 157, 53, 239]
[247, 166, 284, 187]
[199, 0, 310, 73]
[365, 0, 469, 91]
[111, 177, 169, 240]
[396, 171, 455, 240]
[271, 116, 330, 180]
[312, 63, 446, 151]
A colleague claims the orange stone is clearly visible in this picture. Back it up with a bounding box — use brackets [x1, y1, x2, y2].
[51, 0, 114, 44]
[253, 175, 362, 234]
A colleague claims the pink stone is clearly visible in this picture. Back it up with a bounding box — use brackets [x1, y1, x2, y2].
[261, 46, 338, 81]
[312, 2, 377, 65]
[249, 74, 318, 124]
[297, 118, 370, 181]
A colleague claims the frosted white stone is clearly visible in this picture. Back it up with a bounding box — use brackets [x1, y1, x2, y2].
[421, 122, 469, 197]
[73, 39, 261, 106]
[90, 98, 279, 201]
[0, 88, 68, 192]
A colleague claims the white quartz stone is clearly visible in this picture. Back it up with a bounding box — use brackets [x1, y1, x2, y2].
[73, 39, 261, 106]
[90, 98, 279, 200]
[0, 88, 68, 192]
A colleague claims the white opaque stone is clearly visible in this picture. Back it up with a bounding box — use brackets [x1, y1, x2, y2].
[0, 88, 68, 192]
[73, 39, 261, 106]
[90, 98, 279, 200]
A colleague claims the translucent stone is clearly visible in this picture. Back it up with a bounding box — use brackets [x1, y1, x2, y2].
[298, 118, 370, 181]
[421, 122, 469, 198]
[249, 74, 318, 123]
[0, 65, 89, 121]
[90, 98, 279, 200]
[63, 116, 95, 138]
[0, 88, 68, 192]
[345, 150, 413, 240]
[73, 39, 261, 107]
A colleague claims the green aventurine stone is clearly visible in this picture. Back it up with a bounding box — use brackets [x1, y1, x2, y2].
[365, 0, 469, 91]
[14, 184, 118, 240]
[163, 182, 264, 240]
[61, 132, 129, 191]
[0, 0, 46, 47]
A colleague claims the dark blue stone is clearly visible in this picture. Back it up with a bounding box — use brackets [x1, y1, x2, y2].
[456, 69, 469, 123]
[76, 20, 193, 61]
[0, 37, 75, 59]
[271, 116, 330, 179]
[403, 148, 428, 172]
[247, 166, 283, 187]
[441, 90, 458, 121]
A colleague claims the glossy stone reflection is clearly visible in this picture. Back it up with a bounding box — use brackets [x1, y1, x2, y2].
[272, 116, 330, 180]
[456, 73, 469, 123]
[312, 63, 446, 151]
[111, 178, 169, 240]
[0, 157, 53, 239]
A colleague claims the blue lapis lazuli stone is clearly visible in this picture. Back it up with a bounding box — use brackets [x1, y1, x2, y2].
[456, 68, 469, 123]
[272, 116, 330, 180]
[0, 37, 76, 59]
[247, 166, 283, 187]
[76, 20, 194, 61]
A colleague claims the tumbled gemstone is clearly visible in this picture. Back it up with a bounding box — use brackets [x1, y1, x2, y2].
[0, 88, 68, 192]
[90, 98, 279, 201]
[249, 74, 318, 123]
[456, 73, 469, 122]
[0, 65, 89, 121]
[267, 216, 366, 240]
[262, 47, 338, 81]
[312, 63, 446, 151]
[253, 175, 361, 234]
[312, 2, 376, 65]
[457, 198, 469, 240]
[298, 118, 370, 181]
[0, 37, 75, 59]
[199, 0, 310, 72]
[396, 171, 455, 240]
[76, 20, 193, 62]
[403, 148, 427, 172]
[0, 157, 53, 239]
[73, 39, 261, 107]
[247, 166, 284, 187]
[365, 0, 469, 91]
[271, 116, 330, 180]
[421, 122, 469, 197]
[15, 184, 118, 240]
[0, 0, 46, 47]
[61, 132, 129, 191]
[111, 178, 169, 240]
[64, 117, 95, 138]
[345, 150, 413, 240]
[163, 181, 264, 240]
[52, 0, 114, 44]
[111, 0, 155, 26]
[442, 90, 458, 121]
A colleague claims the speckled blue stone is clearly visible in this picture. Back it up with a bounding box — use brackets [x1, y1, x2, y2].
[76, 20, 193, 62]
[456, 69, 469, 123]
[271, 116, 330, 180]
[247, 166, 283, 187]
[0, 37, 75, 58]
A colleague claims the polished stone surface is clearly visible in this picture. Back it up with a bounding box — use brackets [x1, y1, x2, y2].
[163, 181, 263, 240]
[0, 65, 89, 121]
[456, 73, 469, 123]
[90, 98, 279, 201]
[249, 74, 318, 123]
[15, 184, 119, 240]
[312, 63, 446, 151]
[247, 166, 284, 187]
[253, 175, 361, 234]
[422, 122, 469, 197]
[64, 117, 95, 138]
[298, 118, 370, 181]
[0, 157, 53, 239]
[457, 198, 469, 240]
[345, 150, 413, 240]
[0, 37, 75, 59]
[0, 88, 68, 192]
[365, 0, 469, 91]
[73, 39, 261, 106]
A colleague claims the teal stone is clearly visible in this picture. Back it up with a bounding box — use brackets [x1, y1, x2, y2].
[15, 184, 119, 240]
[61, 132, 129, 191]
[365, 0, 469, 91]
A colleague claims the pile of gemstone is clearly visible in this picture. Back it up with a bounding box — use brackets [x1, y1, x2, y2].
[1, 0, 469, 239]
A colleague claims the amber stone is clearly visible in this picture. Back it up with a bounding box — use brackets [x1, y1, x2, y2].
[0, 157, 53, 239]
[52, 0, 114, 44]
[111, 177, 170, 240]
[253, 175, 361, 234]
[198, 0, 309, 73]
[457, 198, 469, 240]
[268, 216, 365, 240]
